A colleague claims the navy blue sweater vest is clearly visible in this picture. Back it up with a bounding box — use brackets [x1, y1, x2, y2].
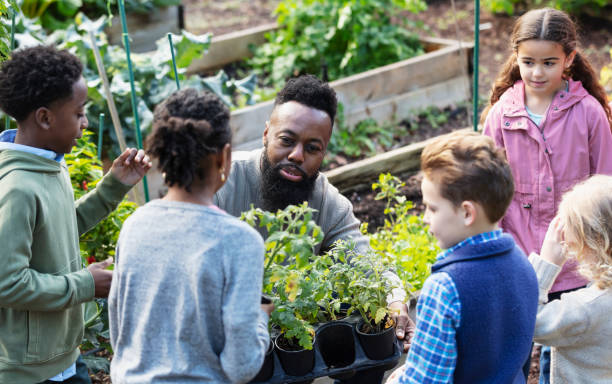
[431, 234, 538, 384]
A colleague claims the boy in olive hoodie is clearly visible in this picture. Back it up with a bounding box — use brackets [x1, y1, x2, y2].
[0, 46, 151, 383]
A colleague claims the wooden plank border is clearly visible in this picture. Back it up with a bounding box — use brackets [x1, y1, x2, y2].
[324, 128, 475, 193]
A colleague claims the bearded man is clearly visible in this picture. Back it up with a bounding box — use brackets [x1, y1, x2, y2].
[214, 75, 413, 384]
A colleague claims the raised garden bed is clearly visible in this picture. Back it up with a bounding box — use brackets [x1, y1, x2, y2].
[188, 25, 473, 150]
[106, 5, 183, 52]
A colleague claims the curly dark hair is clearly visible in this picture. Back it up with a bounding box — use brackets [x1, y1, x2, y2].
[146, 88, 231, 192]
[0, 45, 83, 122]
[275, 74, 337, 123]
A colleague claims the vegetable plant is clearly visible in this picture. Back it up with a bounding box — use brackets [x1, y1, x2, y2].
[0, 0, 17, 60]
[2, 12, 218, 157]
[20, 0, 180, 31]
[327, 103, 407, 163]
[249, 0, 426, 88]
[67, 131, 136, 363]
[368, 173, 439, 293]
[66, 130, 137, 265]
[241, 203, 325, 350]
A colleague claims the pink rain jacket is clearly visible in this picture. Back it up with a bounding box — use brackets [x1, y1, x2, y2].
[484, 79, 612, 292]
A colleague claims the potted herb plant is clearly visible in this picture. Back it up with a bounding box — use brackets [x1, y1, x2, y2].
[241, 203, 324, 376]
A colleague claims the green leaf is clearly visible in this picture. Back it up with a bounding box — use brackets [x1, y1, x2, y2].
[81, 355, 110, 373]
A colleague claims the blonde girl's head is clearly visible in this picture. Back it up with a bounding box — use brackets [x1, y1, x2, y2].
[481, 8, 612, 128]
[558, 175, 612, 289]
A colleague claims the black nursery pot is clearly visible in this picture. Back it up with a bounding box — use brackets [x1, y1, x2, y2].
[274, 334, 316, 377]
[355, 319, 396, 360]
[250, 340, 274, 383]
[316, 321, 356, 380]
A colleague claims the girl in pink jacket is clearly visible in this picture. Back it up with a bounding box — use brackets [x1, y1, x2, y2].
[483, 8, 612, 383]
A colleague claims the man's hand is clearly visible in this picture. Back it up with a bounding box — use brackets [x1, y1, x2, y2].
[88, 257, 113, 298]
[389, 301, 415, 352]
[110, 148, 152, 186]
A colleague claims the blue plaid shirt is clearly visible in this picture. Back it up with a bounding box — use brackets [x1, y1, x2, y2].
[398, 230, 503, 384]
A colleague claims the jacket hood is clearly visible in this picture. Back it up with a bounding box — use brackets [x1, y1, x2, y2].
[500, 79, 589, 117]
[0, 149, 61, 180]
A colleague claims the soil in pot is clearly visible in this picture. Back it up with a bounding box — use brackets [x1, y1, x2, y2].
[356, 317, 397, 360]
[274, 334, 315, 377]
[250, 340, 274, 383]
[316, 321, 356, 380]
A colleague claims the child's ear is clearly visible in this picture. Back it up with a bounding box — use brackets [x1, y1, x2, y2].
[262, 121, 270, 147]
[461, 201, 477, 226]
[218, 142, 231, 181]
[34, 107, 53, 131]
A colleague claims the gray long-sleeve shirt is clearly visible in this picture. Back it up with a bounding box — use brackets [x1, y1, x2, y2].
[109, 200, 269, 383]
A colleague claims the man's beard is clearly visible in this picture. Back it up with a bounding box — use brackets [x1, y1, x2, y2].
[260, 150, 319, 212]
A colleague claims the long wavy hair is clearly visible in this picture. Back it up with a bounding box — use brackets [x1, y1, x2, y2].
[481, 8, 612, 130]
[559, 175, 612, 289]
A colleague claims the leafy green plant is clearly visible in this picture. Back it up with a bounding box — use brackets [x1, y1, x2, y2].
[4, 12, 213, 157]
[0, 0, 17, 60]
[368, 173, 439, 293]
[482, 0, 609, 16]
[249, 0, 426, 88]
[20, 0, 180, 31]
[66, 130, 137, 265]
[326, 103, 407, 164]
[66, 131, 136, 362]
[347, 248, 396, 333]
[241, 203, 325, 350]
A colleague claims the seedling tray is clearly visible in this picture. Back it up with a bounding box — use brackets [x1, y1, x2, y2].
[251, 316, 402, 383]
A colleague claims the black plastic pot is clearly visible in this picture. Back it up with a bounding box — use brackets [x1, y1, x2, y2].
[355, 320, 396, 360]
[316, 321, 356, 380]
[250, 340, 274, 383]
[274, 334, 316, 377]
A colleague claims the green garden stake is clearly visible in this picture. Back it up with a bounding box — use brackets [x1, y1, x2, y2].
[473, 0, 480, 132]
[4, 9, 15, 131]
[98, 113, 104, 160]
[168, 33, 180, 90]
[118, 0, 150, 202]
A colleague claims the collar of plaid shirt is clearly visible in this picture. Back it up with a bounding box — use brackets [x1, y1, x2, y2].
[437, 229, 504, 263]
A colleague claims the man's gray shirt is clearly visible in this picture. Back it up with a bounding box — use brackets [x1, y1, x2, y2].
[214, 148, 370, 255]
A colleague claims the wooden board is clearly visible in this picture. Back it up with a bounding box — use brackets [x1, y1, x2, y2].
[107, 6, 181, 53]
[186, 23, 277, 74]
[227, 36, 473, 148]
[324, 128, 475, 193]
[233, 75, 470, 151]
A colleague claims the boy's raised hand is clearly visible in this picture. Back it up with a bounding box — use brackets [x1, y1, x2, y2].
[88, 257, 114, 298]
[110, 148, 153, 186]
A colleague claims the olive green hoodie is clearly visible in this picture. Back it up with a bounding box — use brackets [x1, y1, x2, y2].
[0, 149, 132, 383]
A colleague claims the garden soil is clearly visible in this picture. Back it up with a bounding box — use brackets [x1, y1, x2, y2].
[90, 0, 610, 382]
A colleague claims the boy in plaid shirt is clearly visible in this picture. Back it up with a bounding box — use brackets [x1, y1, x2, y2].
[387, 131, 538, 384]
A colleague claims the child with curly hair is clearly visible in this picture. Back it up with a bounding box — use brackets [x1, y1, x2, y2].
[0, 45, 151, 383]
[108, 88, 272, 383]
[530, 175, 612, 383]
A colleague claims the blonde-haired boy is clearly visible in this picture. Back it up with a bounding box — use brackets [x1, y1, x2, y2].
[387, 131, 538, 384]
